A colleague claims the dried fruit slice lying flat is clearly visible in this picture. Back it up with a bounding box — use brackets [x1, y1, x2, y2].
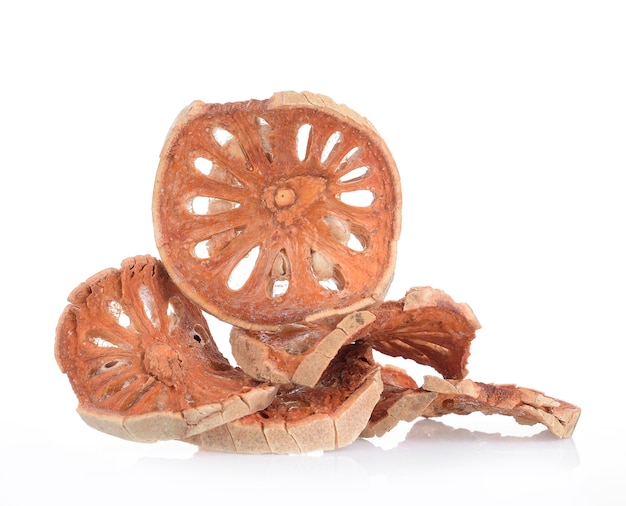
[153, 91, 402, 330]
[187, 343, 383, 454]
[419, 376, 581, 439]
[363, 373, 581, 439]
[229, 286, 479, 389]
[55, 255, 277, 442]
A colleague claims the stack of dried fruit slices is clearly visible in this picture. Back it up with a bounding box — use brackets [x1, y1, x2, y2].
[55, 91, 580, 454]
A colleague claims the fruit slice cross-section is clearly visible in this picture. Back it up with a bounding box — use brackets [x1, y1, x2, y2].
[152, 91, 402, 330]
[54, 255, 277, 442]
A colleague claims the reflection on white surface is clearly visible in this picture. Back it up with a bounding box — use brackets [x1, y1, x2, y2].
[0, 415, 592, 506]
[180, 418, 580, 475]
[130, 419, 580, 503]
[230, 419, 570, 464]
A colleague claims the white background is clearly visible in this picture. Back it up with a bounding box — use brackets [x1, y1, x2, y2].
[1, 1, 624, 504]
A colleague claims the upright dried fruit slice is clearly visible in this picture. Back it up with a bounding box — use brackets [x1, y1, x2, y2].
[188, 343, 383, 454]
[55, 255, 276, 442]
[153, 91, 402, 330]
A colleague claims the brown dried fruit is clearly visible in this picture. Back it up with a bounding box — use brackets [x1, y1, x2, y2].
[229, 286, 479, 390]
[55, 91, 581, 449]
[55, 255, 277, 442]
[362, 374, 581, 439]
[366, 286, 480, 379]
[187, 343, 383, 454]
[152, 91, 402, 330]
[362, 372, 581, 439]
[230, 310, 376, 387]
[420, 376, 581, 439]
[361, 365, 437, 438]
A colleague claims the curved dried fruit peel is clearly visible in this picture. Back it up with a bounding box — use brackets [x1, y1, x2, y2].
[366, 287, 481, 379]
[230, 310, 376, 387]
[153, 91, 401, 330]
[188, 343, 383, 454]
[55, 255, 277, 442]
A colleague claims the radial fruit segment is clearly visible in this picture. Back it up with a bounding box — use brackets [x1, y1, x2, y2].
[54, 255, 276, 442]
[153, 91, 402, 330]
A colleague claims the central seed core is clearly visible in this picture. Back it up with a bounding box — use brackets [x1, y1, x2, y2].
[274, 187, 296, 208]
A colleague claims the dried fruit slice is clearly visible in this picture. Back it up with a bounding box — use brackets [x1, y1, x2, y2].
[187, 343, 383, 454]
[153, 91, 402, 330]
[366, 286, 481, 379]
[230, 286, 479, 390]
[363, 372, 581, 439]
[230, 310, 376, 387]
[360, 364, 437, 438]
[421, 375, 580, 438]
[55, 255, 277, 442]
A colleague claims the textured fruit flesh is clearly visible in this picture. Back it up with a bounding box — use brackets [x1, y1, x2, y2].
[366, 288, 481, 379]
[55, 256, 271, 419]
[246, 342, 376, 424]
[153, 92, 401, 329]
